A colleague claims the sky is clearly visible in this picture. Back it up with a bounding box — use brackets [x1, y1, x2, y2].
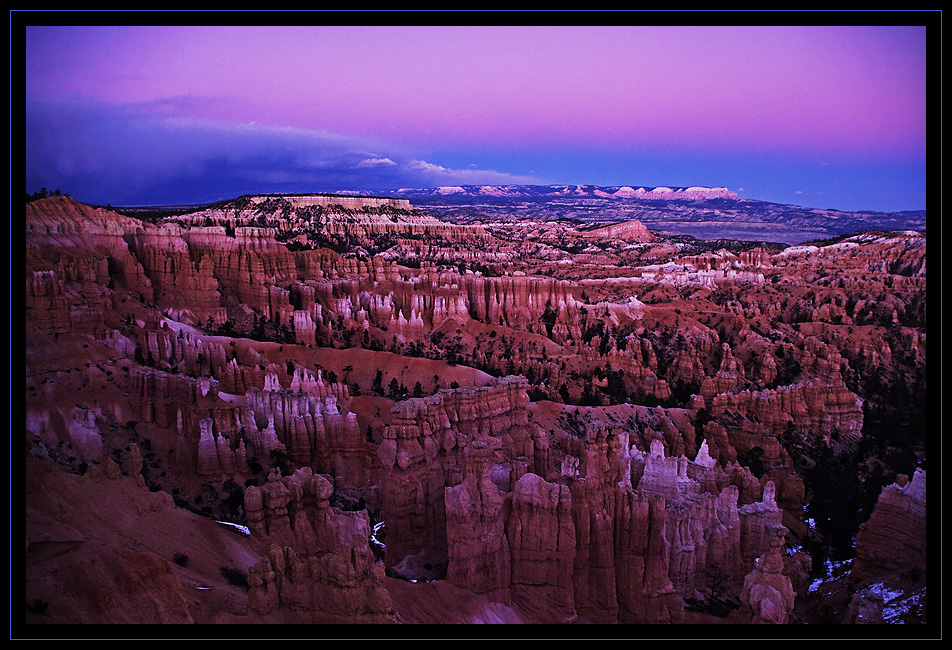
[22, 20, 932, 212]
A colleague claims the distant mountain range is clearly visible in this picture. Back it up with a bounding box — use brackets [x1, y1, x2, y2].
[385, 184, 926, 246]
[393, 184, 739, 202]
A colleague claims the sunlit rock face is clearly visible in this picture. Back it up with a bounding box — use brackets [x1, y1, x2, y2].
[24, 192, 927, 626]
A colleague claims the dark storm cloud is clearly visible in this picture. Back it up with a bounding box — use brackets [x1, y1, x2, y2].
[25, 97, 536, 206]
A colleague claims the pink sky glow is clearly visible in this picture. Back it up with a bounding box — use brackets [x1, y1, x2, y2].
[23, 21, 931, 211]
[26, 25, 927, 158]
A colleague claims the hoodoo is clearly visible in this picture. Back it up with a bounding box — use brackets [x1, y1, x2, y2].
[24, 190, 928, 628]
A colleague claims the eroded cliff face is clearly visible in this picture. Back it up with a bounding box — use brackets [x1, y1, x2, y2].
[852, 469, 927, 584]
[24, 194, 928, 626]
[242, 468, 397, 623]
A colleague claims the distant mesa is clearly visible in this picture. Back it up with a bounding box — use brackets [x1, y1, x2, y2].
[244, 192, 413, 211]
[581, 219, 656, 242]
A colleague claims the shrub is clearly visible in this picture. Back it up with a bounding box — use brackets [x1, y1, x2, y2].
[26, 598, 48, 615]
[220, 566, 248, 589]
[173, 553, 189, 567]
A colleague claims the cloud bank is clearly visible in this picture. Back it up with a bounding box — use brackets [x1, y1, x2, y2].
[25, 98, 541, 205]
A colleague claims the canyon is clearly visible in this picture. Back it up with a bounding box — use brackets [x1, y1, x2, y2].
[22, 189, 930, 633]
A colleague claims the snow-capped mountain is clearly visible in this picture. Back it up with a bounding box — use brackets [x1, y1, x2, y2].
[393, 184, 738, 201]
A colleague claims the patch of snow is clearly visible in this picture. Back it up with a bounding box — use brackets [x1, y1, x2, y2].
[371, 521, 386, 553]
[882, 591, 924, 623]
[778, 245, 819, 257]
[824, 241, 859, 251]
[867, 582, 903, 603]
[808, 556, 852, 593]
[216, 521, 250, 536]
[860, 581, 925, 624]
[468, 602, 525, 624]
[612, 186, 639, 198]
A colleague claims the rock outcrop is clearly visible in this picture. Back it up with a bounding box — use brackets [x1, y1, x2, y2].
[243, 468, 397, 623]
[736, 523, 796, 624]
[852, 469, 927, 584]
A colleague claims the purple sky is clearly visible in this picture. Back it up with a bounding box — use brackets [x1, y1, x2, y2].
[24, 23, 930, 211]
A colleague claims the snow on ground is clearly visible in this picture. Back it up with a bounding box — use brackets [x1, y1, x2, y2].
[467, 602, 525, 624]
[866, 582, 926, 624]
[216, 520, 250, 536]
